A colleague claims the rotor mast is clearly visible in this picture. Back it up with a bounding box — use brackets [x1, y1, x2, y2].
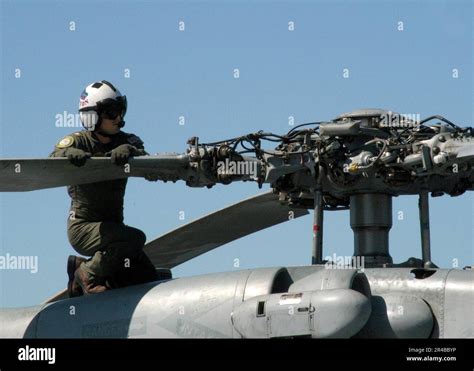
[350, 193, 393, 266]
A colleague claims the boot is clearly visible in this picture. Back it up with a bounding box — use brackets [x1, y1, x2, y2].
[67, 255, 86, 298]
[74, 267, 108, 295]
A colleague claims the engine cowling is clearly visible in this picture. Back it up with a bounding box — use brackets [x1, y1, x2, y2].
[232, 288, 371, 338]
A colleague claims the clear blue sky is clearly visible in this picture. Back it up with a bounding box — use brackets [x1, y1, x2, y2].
[0, 0, 472, 307]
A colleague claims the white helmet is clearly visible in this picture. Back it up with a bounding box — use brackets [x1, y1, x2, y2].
[78, 80, 127, 130]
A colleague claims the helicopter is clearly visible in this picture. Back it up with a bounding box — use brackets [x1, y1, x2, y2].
[0, 108, 472, 338]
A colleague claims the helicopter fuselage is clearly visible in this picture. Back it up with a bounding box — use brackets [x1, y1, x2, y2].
[1, 265, 472, 338]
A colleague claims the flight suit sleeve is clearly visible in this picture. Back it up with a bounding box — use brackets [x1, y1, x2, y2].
[126, 133, 160, 181]
[126, 133, 149, 155]
[49, 133, 86, 157]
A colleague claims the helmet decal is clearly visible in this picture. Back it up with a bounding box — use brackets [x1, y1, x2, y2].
[79, 89, 89, 107]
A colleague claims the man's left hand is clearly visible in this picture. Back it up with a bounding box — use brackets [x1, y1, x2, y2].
[107, 144, 146, 166]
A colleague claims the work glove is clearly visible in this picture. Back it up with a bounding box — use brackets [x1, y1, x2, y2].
[64, 148, 90, 167]
[107, 144, 146, 166]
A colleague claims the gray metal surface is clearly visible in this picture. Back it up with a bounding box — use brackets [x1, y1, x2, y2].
[357, 293, 434, 338]
[0, 266, 472, 338]
[288, 268, 360, 292]
[232, 289, 371, 338]
[364, 268, 474, 338]
[0, 307, 43, 338]
[443, 269, 474, 338]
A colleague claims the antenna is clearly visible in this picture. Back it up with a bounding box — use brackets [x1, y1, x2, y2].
[419, 192, 434, 268]
[312, 165, 324, 264]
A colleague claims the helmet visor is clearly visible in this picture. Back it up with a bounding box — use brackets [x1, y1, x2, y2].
[97, 96, 127, 120]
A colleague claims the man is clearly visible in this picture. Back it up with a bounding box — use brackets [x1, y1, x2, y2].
[50, 80, 158, 296]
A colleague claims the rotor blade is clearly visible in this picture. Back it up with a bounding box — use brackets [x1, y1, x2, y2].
[43, 288, 69, 304]
[0, 155, 190, 192]
[144, 191, 309, 268]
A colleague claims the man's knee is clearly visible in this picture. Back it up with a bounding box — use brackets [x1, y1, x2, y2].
[124, 227, 146, 248]
[112, 228, 146, 256]
[133, 229, 146, 247]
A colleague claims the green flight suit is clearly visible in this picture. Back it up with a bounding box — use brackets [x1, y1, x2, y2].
[50, 130, 158, 288]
